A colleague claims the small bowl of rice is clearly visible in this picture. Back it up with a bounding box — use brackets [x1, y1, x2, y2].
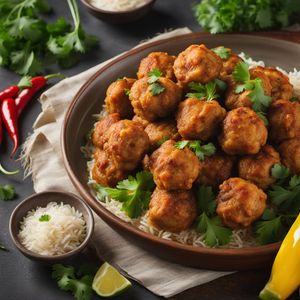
[80, 0, 156, 24]
[9, 191, 94, 262]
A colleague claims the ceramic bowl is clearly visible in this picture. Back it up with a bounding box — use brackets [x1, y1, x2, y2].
[9, 191, 94, 263]
[62, 33, 300, 270]
[80, 0, 156, 24]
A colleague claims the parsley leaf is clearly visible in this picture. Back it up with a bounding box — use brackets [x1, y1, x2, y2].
[0, 184, 16, 201]
[186, 81, 219, 101]
[95, 171, 155, 219]
[271, 164, 290, 183]
[175, 140, 216, 160]
[52, 264, 94, 300]
[39, 214, 51, 222]
[147, 68, 165, 96]
[212, 46, 231, 59]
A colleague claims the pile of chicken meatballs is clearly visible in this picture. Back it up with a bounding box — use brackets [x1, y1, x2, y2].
[91, 44, 300, 235]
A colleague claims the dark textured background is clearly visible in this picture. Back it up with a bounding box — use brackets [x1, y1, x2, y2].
[0, 1, 298, 299]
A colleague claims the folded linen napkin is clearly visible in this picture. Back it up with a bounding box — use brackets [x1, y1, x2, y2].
[21, 27, 232, 298]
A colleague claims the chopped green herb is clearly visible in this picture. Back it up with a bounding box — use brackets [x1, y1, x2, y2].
[212, 46, 231, 59]
[85, 129, 93, 142]
[95, 171, 155, 219]
[175, 140, 216, 160]
[39, 214, 51, 222]
[271, 164, 291, 183]
[256, 111, 269, 126]
[157, 136, 169, 146]
[147, 68, 165, 96]
[124, 88, 130, 96]
[290, 96, 299, 102]
[196, 185, 216, 216]
[52, 264, 95, 300]
[147, 68, 162, 84]
[150, 82, 165, 96]
[186, 81, 219, 101]
[0, 184, 16, 201]
[214, 78, 227, 91]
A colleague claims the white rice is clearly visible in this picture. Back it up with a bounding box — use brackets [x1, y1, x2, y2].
[18, 202, 86, 256]
[90, 0, 149, 11]
[87, 53, 300, 248]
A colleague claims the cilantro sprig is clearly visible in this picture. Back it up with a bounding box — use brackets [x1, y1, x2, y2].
[175, 140, 216, 160]
[0, 184, 16, 201]
[95, 171, 155, 219]
[211, 46, 231, 59]
[147, 68, 165, 96]
[39, 214, 51, 222]
[52, 264, 95, 300]
[195, 185, 232, 247]
[233, 62, 272, 124]
[186, 81, 220, 101]
[254, 164, 300, 244]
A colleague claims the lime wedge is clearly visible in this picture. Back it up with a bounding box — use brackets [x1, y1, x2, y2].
[92, 262, 132, 297]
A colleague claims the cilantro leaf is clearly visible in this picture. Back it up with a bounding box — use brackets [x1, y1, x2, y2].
[212, 46, 231, 59]
[175, 140, 216, 161]
[0, 184, 16, 201]
[254, 216, 287, 244]
[214, 78, 227, 91]
[95, 171, 154, 219]
[196, 185, 216, 216]
[186, 81, 219, 101]
[196, 213, 232, 247]
[52, 264, 94, 300]
[157, 136, 169, 146]
[256, 111, 269, 126]
[271, 164, 290, 182]
[233, 61, 250, 82]
[147, 68, 162, 84]
[39, 214, 51, 222]
[124, 88, 130, 96]
[249, 79, 272, 112]
[150, 82, 165, 96]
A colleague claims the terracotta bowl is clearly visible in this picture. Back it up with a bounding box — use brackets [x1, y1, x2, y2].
[62, 33, 300, 271]
[9, 191, 94, 263]
[80, 0, 156, 24]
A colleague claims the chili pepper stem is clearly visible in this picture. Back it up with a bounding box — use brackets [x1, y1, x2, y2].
[44, 73, 65, 80]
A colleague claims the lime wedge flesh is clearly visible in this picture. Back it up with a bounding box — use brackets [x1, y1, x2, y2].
[92, 262, 132, 297]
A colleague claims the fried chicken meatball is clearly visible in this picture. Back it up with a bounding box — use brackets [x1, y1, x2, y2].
[130, 77, 182, 121]
[196, 153, 234, 188]
[137, 52, 176, 80]
[225, 67, 272, 110]
[176, 98, 226, 141]
[216, 178, 267, 229]
[92, 148, 128, 187]
[104, 120, 150, 171]
[268, 99, 300, 143]
[104, 77, 135, 119]
[260, 67, 293, 101]
[278, 138, 300, 175]
[148, 188, 197, 233]
[219, 107, 268, 155]
[132, 115, 149, 129]
[148, 140, 200, 190]
[239, 145, 280, 190]
[92, 113, 121, 148]
[173, 44, 222, 87]
[145, 120, 179, 150]
[221, 52, 242, 77]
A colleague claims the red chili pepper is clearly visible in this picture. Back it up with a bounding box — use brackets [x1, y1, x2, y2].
[15, 73, 64, 117]
[1, 98, 19, 157]
[0, 115, 3, 145]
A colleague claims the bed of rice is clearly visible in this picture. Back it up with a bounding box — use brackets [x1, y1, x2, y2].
[86, 53, 300, 249]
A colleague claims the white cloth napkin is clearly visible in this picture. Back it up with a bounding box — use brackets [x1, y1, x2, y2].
[21, 27, 232, 298]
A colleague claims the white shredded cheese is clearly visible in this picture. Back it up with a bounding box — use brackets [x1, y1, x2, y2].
[90, 0, 149, 11]
[18, 202, 86, 256]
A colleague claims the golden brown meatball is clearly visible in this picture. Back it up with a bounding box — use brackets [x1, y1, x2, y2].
[268, 99, 300, 143]
[176, 98, 226, 141]
[216, 178, 267, 229]
[219, 107, 268, 155]
[130, 77, 182, 121]
[238, 145, 280, 190]
[260, 67, 293, 101]
[92, 148, 128, 187]
[278, 138, 300, 175]
[104, 77, 135, 119]
[92, 113, 121, 148]
[148, 188, 197, 233]
[173, 44, 222, 87]
[221, 53, 242, 77]
[225, 67, 272, 110]
[196, 153, 234, 188]
[137, 52, 176, 80]
[145, 120, 179, 150]
[132, 115, 149, 129]
[104, 120, 150, 171]
[148, 140, 200, 190]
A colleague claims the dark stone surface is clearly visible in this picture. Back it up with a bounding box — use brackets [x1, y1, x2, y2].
[0, 1, 298, 299]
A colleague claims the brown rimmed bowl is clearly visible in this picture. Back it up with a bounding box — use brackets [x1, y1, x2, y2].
[62, 33, 300, 271]
[80, 0, 156, 24]
[9, 191, 94, 263]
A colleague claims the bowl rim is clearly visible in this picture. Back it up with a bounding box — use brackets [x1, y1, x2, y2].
[9, 190, 94, 260]
[80, 0, 156, 15]
[60, 32, 300, 258]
